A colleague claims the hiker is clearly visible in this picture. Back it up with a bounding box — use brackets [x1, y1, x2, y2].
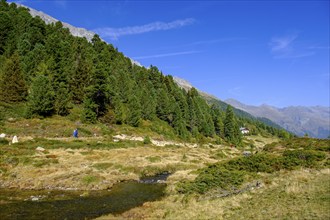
[73, 129, 78, 138]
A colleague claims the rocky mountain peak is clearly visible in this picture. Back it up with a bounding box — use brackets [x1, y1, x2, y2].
[17, 3, 96, 42]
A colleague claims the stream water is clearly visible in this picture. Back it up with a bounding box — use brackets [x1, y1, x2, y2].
[0, 174, 169, 220]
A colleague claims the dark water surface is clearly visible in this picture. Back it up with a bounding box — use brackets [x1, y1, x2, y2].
[0, 181, 166, 220]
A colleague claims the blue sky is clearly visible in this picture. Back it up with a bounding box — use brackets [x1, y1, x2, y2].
[12, 0, 329, 107]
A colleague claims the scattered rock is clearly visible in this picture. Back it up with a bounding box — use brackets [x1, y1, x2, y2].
[31, 197, 39, 201]
[36, 147, 45, 152]
[30, 195, 45, 201]
[7, 117, 15, 122]
[0, 133, 6, 138]
[243, 151, 251, 157]
[12, 136, 18, 144]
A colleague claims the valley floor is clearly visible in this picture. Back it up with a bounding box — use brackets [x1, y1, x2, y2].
[0, 135, 241, 190]
[0, 118, 329, 219]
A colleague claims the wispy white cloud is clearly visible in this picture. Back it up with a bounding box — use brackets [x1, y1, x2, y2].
[269, 33, 316, 59]
[94, 18, 195, 40]
[270, 34, 297, 53]
[132, 50, 201, 60]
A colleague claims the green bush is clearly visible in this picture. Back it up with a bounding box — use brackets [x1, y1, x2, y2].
[223, 154, 278, 173]
[81, 175, 100, 185]
[281, 150, 326, 169]
[178, 149, 327, 195]
[143, 136, 151, 144]
[0, 138, 9, 145]
[177, 167, 244, 194]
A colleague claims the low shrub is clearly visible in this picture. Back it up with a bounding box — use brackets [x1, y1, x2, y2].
[81, 175, 100, 185]
[0, 138, 9, 145]
[177, 167, 244, 194]
[178, 149, 327, 195]
[223, 153, 278, 173]
[281, 150, 326, 169]
[143, 136, 151, 144]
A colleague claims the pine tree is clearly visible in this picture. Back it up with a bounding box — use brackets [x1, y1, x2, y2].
[0, 52, 27, 102]
[127, 95, 142, 127]
[224, 105, 235, 142]
[114, 100, 127, 124]
[211, 104, 224, 137]
[27, 74, 55, 117]
[0, 9, 12, 54]
[81, 98, 97, 123]
[156, 88, 171, 122]
[140, 88, 156, 120]
[70, 40, 92, 103]
[54, 82, 71, 116]
[224, 105, 242, 144]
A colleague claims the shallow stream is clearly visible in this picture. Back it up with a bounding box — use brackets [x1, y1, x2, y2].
[0, 174, 169, 220]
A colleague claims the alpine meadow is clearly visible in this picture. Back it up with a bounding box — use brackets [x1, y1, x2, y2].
[0, 1, 329, 220]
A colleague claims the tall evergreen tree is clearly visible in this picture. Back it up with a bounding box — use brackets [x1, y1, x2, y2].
[54, 82, 71, 116]
[0, 52, 27, 102]
[127, 95, 142, 127]
[224, 105, 242, 144]
[0, 9, 12, 54]
[27, 74, 54, 117]
[224, 105, 235, 141]
[81, 98, 97, 123]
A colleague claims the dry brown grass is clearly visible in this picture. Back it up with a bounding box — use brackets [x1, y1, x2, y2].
[0, 137, 242, 191]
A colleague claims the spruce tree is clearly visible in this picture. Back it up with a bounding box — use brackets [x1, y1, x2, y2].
[114, 99, 127, 124]
[0, 10, 12, 54]
[54, 82, 71, 116]
[81, 98, 97, 123]
[224, 105, 235, 142]
[0, 52, 27, 102]
[127, 95, 142, 127]
[27, 74, 55, 117]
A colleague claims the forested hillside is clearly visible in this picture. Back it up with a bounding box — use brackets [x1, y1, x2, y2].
[0, 1, 290, 144]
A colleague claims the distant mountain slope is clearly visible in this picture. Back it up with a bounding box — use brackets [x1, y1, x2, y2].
[226, 99, 330, 138]
[173, 77, 284, 130]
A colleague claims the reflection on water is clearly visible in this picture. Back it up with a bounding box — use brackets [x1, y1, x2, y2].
[0, 181, 166, 220]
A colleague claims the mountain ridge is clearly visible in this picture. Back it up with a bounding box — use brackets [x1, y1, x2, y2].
[225, 99, 330, 138]
[17, 3, 96, 42]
